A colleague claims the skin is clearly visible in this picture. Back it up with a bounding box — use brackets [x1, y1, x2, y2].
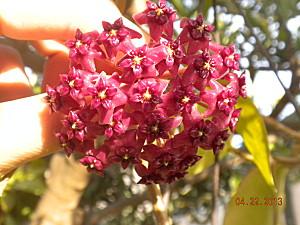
[0, 0, 145, 177]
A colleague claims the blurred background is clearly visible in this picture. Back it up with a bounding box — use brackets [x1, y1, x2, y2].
[1, 0, 300, 224]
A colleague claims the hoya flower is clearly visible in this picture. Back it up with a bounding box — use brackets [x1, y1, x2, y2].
[46, 6, 245, 184]
[100, 18, 142, 58]
[135, 141, 200, 184]
[61, 111, 87, 142]
[161, 79, 200, 116]
[66, 29, 105, 72]
[101, 108, 130, 138]
[229, 109, 241, 132]
[118, 45, 167, 83]
[238, 72, 247, 98]
[212, 130, 230, 154]
[56, 68, 86, 106]
[134, 0, 176, 41]
[220, 45, 240, 70]
[45, 85, 61, 112]
[107, 130, 143, 169]
[129, 78, 169, 111]
[86, 73, 127, 124]
[216, 88, 237, 116]
[138, 110, 182, 143]
[56, 132, 94, 156]
[187, 119, 214, 149]
[179, 14, 214, 54]
[173, 83, 199, 113]
[80, 148, 108, 175]
[183, 51, 217, 86]
[56, 132, 76, 156]
[156, 38, 185, 76]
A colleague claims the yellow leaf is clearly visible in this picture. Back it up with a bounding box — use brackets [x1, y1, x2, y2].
[236, 98, 275, 189]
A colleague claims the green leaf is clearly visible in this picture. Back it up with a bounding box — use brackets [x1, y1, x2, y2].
[223, 166, 288, 225]
[236, 98, 275, 190]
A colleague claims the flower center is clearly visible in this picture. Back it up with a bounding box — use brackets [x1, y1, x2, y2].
[151, 124, 159, 133]
[69, 80, 75, 88]
[181, 96, 190, 104]
[223, 98, 230, 104]
[109, 120, 115, 127]
[71, 122, 78, 130]
[155, 8, 164, 16]
[198, 130, 203, 137]
[133, 56, 143, 65]
[143, 88, 152, 101]
[203, 62, 211, 70]
[62, 143, 67, 148]
[228, 54, 235, 60]
[98, 90, 107, 100]
[123, 154, 129, 160]
[167, 46, 174, 56]
[109, 29, 117, 36]
[196, 25, 205, 32]
[75, 40, 82, 48]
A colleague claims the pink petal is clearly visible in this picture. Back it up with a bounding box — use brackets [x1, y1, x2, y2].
[133, 12, 148, 25]
[119, 58, 133, 68]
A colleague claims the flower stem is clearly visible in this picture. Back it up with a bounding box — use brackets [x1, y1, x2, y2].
[147, 184, 172, 225]
[212, 153, 220, 225]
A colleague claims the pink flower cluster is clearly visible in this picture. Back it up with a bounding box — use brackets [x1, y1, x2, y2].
[46, 0, 246, 184]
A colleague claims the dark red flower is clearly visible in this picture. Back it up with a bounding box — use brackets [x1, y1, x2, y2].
[100, 18, 142, 58]
[179, 14, 214, 54]
[238, 72, 247, 98]
[138, 110, 182, 143]
[86, 73, 127, 124]
[183, 51, 217, 85]
[118, 45, 167, 83]
[102, 108, 130, 138]
[135, 141, 200, 184]
[221, 45, 240, 70]
[134, 0, 176, 41]
[80, 148, 108, 175]
[65, 29, 105, 72]
[45, 85, 61, 112]
[212, 130, 230, 154]
[107, 130, 142, 169]
[216, 88, 237, 116]
[129, 78, 169, 111]
[229, 108, 241, 132]
[156, 38, 185, 76]
[61, 111, 87, 142]
[187, 119, 213, 149]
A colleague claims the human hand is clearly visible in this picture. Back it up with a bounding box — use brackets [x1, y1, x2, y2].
[0, 0, 145, 177]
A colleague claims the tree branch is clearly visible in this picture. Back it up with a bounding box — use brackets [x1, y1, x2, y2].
[211, 153, 220, 225]
[263, 116, 300, 141]
[233, 1, 300, 119]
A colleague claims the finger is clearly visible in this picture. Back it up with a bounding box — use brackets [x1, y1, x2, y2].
[30, 40, 69, 57]
[0, 44, 33, 102]
[0, 0, 142, 40]
[0, 94, 62, 176]
[42, 52, 123, 91]
[42, 51, 69, 91]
